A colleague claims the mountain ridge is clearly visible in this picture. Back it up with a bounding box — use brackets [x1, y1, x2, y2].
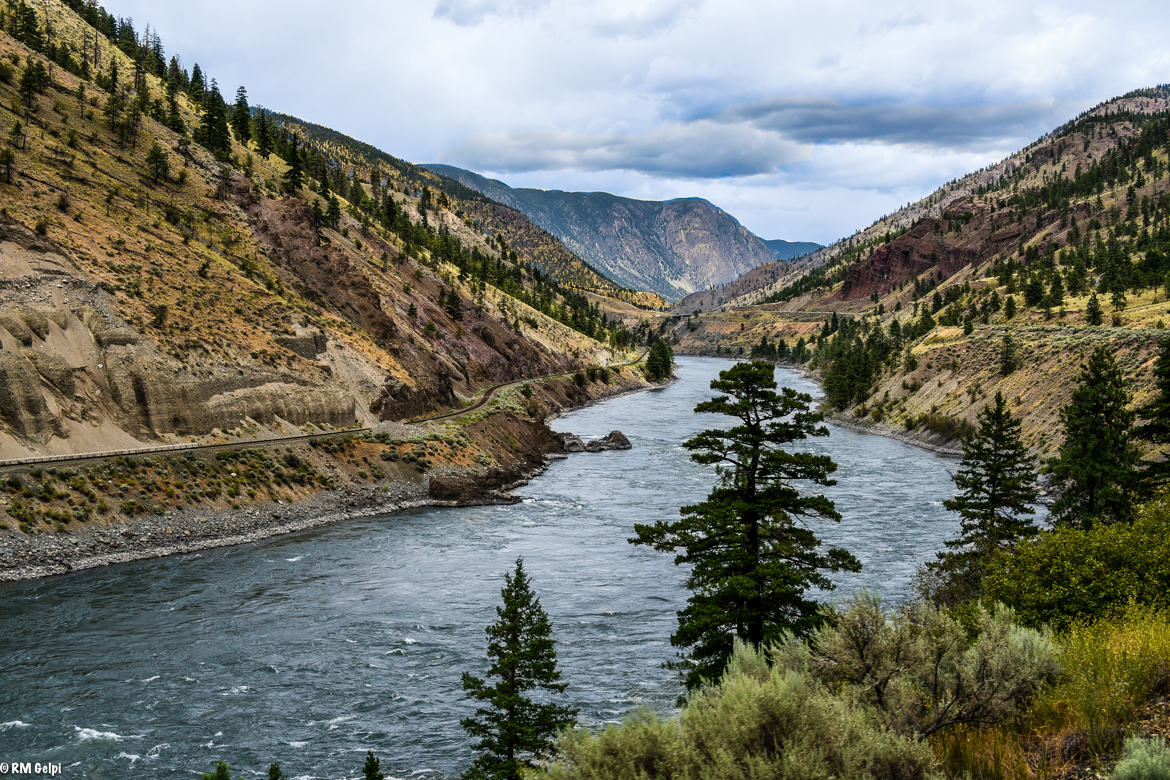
[424, 163, 784, 301]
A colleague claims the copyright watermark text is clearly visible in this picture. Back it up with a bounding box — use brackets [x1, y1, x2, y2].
[0, 763, 63, 776]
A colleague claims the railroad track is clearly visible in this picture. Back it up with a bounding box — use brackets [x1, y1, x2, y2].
[0, 351, 649, 471]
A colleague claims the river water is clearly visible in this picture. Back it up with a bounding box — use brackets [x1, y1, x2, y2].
[0, 357, 957, 779]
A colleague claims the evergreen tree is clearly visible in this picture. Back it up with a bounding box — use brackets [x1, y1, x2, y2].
[631, 361, 859, 688]
[253, 108, 272, 158]
[999, 333, 1018, 375]
[188, 62, 205, 102]
[267, 763, 284, 780]
[18, 60, 49, 108]
[325, 193, 341, 229]
[462, 558, 577, 780]
[1136, 337, 1170, 488]
[927, 392, 1037, 603]
[230, 85, 251, 144]
[362, 751, 384, 780]
[283, 134, 303, 193]
[644, 338, 673, 381]
[445, 290, 464, 321]
[1086, 291, 1104, 325]
[145, 141, 169, 184]
[193, 82, 231, 159]
[0, 148, 14, 184]
[1004, 294, 1017, 320]
[1050, 347, 1140, 528]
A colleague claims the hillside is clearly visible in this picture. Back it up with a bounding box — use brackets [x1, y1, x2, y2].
[670, 86, 1170, 453]
[424, 164, 778, 301]
[763, 238, 822, 260]
[266, 115, 665, 312]
[0, 0, 647, 468]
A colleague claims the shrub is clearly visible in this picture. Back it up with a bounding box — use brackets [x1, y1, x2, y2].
[539, 642, 938, 780]
[1042, 607, 1170, 753]
[1113, 737, 1170, 780]
[983, 498, 1170, 629]
[775, 592, 1059, 737]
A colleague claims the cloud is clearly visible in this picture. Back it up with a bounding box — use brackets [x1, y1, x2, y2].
[432, 0, 549, 26]
[719, 97, 1065, 149]
[453, 120, 807, 178]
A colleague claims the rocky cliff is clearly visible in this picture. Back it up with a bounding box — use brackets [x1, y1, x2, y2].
[424, 165, 778, 301]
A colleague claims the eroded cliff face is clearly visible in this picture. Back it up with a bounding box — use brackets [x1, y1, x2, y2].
[0, 218, 359, 457]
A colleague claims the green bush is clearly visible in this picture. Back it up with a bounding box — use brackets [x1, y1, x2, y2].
[1042, 607, 1170, 753]
[983, 498, 1170, 629]
[1113, 737, 1170, 780]
[540, 642, 938, 780]
[775, 592, 1059, 737]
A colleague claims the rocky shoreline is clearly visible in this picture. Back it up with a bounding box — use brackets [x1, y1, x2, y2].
[0, 373, 653, 583]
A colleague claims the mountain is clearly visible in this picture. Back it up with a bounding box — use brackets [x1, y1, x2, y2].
[670, 86, 1170, 452]
[763, 239, 823, 260]
[0, 0, 647, 467]
[424, 164, 777, 301]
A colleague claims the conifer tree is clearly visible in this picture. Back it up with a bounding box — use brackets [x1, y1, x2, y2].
[1004, 294, 1017, 320]
[267, 763, 284, 780]
[230, 85, 251, 144]
[644, 338, 673, 381]
[283, 134, 303, 193]
[1050, 347, 1140, 528]
[362, 751, 384, 780]
[1086, 291, 1104, 325]
[1136, 337, 1170, 488]
[462, 558, 576, 780]
[194, 82, 231, 159]
[631, 361, 859, 688]
[928, 392, 1037, 603]
[999, 333, 1018, 375]
[253, 109, 272, 158]
[145, 141, 169, 184]
[325, 194, 341, 229]
[188, 62, 205, 102]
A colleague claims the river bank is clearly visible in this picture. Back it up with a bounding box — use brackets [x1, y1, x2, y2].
[0, 366, 654, 582]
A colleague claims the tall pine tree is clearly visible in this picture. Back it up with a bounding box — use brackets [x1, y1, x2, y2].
[282, 134, 303, 193]
[193, 81, 231, 159]
[1136, 337, 1170, 488]
[1050, 347, 1140, 528]
[927, 392, 1037, 603]
[461, 558, 576, 780]
[631, 361, 859, 689]
[230, 85, 251, 144]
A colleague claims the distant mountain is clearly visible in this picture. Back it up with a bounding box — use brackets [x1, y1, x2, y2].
[424, 165, 778, 301]
[763, 239, 823, 260]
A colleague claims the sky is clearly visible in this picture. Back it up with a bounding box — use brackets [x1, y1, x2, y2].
[101, 0, 1170, 245]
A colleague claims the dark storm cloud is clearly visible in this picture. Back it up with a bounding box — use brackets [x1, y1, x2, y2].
[720, 97, 1064, 148]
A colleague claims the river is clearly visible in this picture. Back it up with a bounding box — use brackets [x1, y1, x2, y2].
[0, 357, 958, 779]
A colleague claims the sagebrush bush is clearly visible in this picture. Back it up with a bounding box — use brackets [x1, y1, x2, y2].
[1112, 737, 1170, 780]
[983, 498, 1170, 629]
[774, 592, 1059, 737]
[539, 642, 938, 780]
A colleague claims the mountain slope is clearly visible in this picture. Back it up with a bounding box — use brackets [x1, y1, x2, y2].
[424, 164, 778, 301]
[670, 86, 1170, 453]
[266, 115, 664, 311]
[0, 1, 642, 464]
[764, 239, 823, 260]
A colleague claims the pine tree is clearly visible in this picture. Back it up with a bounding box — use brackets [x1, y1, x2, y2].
[145, 141, 169, 184]
[1004, 294, 1017, 320]
[928, 392, 1037, 603]
[194, 82, 231, 159]
[283, 134, 303, 193]
[267, 763, 284, 780]
[461, 558, 577, 780]
[325, 194, 341, 229]
[631, 361, 859, 688]
[1050, 347, 1140, 528]
[253, 109, 272, 158]
[230, 85, 251, 144]
[1136, 337, 1170, 488]
[999, 333, 1018, 375]
[1086, 292, 1104, 325]
[362, 751, 384, 780]
[644, 338, 673, 381]
[188, 62, 205, 102]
